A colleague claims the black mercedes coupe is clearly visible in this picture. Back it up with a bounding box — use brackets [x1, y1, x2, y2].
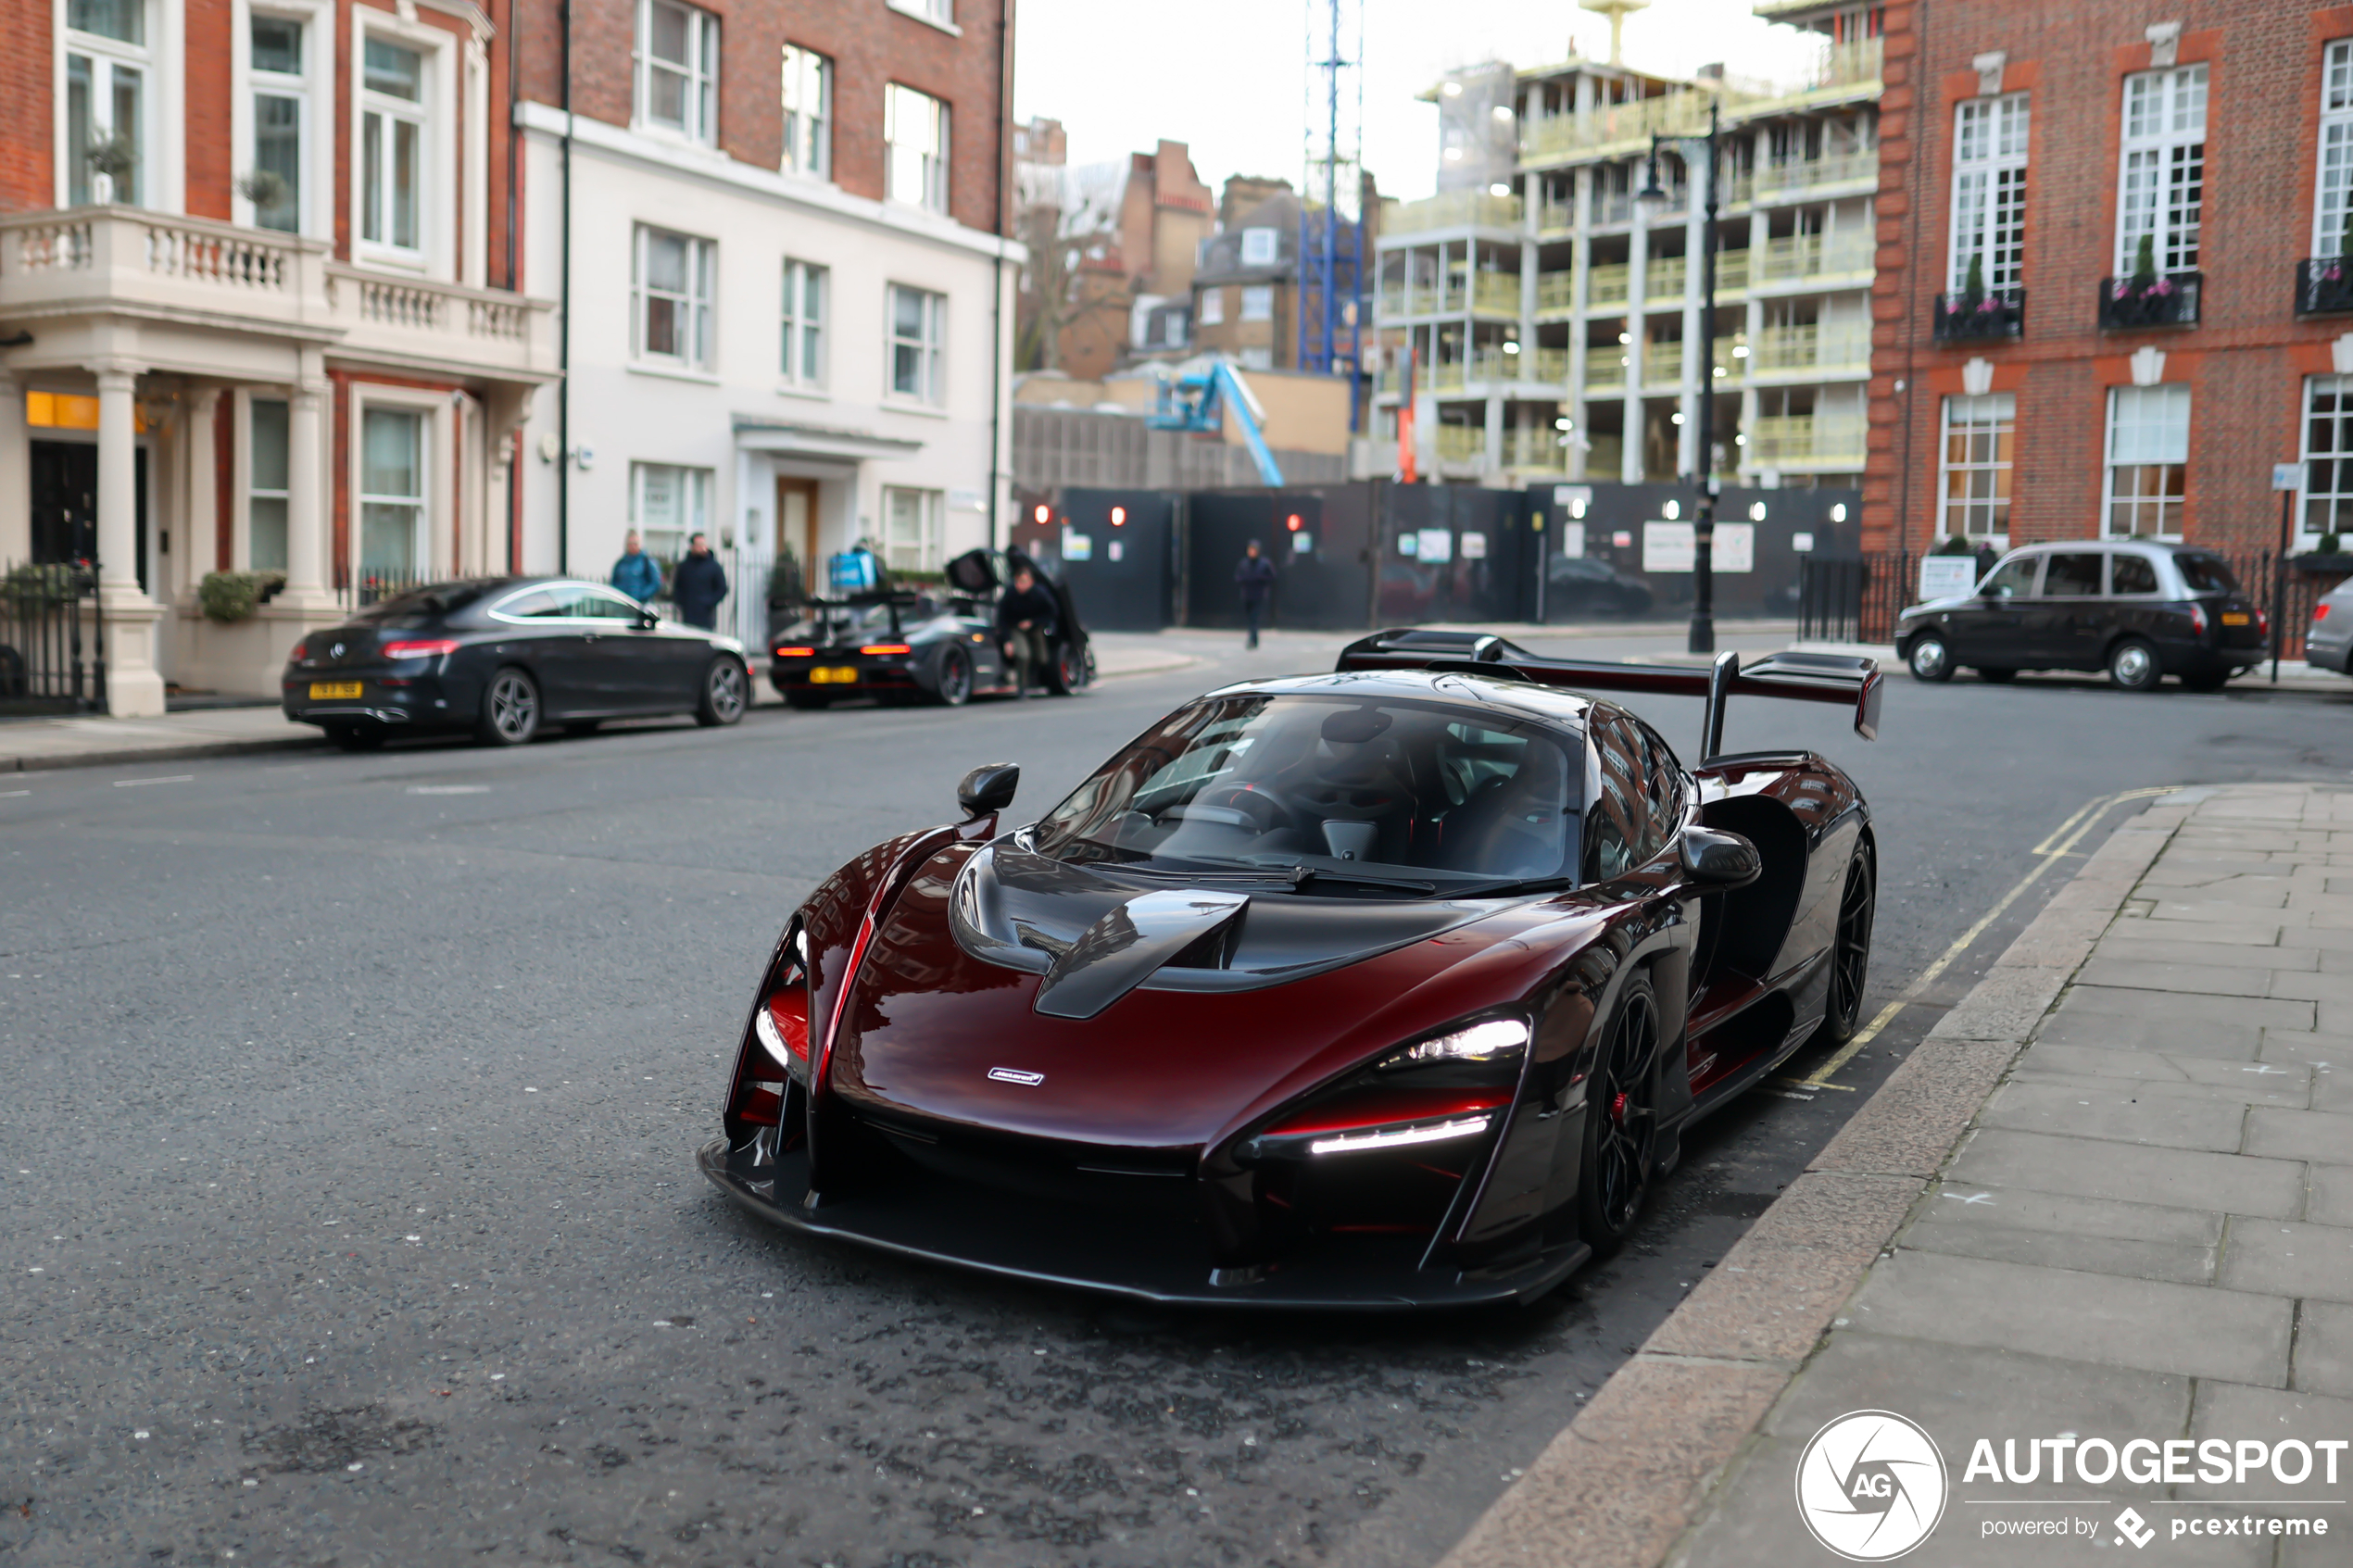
[282, 577, 751, 749]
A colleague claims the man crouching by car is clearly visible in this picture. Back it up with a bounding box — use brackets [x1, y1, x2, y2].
[998, 566, 1058, 698]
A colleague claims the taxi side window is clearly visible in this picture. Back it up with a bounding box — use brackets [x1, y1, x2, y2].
[2110, 553, 2158, 595]
[2043, 553, 2103, 597]
[1585, 713, 1643, 882]
[1981, 556, 2039, 599]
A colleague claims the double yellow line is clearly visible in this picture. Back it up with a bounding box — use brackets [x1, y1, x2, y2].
[1783, 786, 2179, 1092]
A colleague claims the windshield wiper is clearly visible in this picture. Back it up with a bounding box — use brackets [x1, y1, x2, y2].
[1283, 865, 1442, 897]
[1444, 874, 1579, 898]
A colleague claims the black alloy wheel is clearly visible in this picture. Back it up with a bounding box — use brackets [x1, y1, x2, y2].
[1579, 970, 1662, 1252]
[933, 646, 973, 707]
[477, 667, 541, 746]
[1049, 642, 1090, 696]
[325, 722, 384, 752]
[697, 657, 749, 727]
[2108, 637, 2162, 692]
[1907, 634, 1954, 684]
[1813, 843, 1876, 1047]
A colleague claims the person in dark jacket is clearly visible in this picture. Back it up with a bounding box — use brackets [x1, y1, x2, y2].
[996, 566, 1060, 697]
[1235, 540, 1277, 648]
[671, 533, 729, 631]
[611, 529, 663, 604]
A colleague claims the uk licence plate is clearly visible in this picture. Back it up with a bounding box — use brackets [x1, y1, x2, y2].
[308, 681, 363, 699]
[810, 666, 859, 684]
[2221, 612, 2250, 626]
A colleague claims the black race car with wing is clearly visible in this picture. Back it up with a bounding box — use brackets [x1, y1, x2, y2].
[702, 632, 1882, 1309]
[768, 547, 1094, 709]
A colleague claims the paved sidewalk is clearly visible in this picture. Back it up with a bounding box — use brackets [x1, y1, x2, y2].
[1796, 638, 2353, 686]
[1444, 784, 2353, 1568]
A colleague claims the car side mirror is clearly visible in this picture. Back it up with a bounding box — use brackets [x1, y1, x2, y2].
[1681, 826, 1761, 889]
[957, 762, 1020, 822]
[637, 608, 661, 629]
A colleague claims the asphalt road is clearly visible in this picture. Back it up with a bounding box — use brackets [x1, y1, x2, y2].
[6, 638, 2353, 1568]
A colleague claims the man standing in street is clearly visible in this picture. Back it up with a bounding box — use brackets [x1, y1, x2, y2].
[672, 533, 729, 632]
[1235, 539, 1277, 649]
[997, 565, 1060, 698]
[611, 529, 662, 605]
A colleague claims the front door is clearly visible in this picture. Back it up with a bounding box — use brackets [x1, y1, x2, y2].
[1946, 552, 2038, 666]
[30, 441, 147, 589]
[776, 477, 819, 593]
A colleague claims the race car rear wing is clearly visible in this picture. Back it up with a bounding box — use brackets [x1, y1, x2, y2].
[1334, 629, 1882, 762]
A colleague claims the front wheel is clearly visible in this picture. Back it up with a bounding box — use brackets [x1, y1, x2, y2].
[1578, 970, 1663, 1254]
[696, 657, 749, 727]
[1907, 634, 1954, 684]
[1046, 640, 1090, 696]
[1812, 841, 1876, 1047]
[2108, 637, 2162, 692]
[476, 668, 541, 746]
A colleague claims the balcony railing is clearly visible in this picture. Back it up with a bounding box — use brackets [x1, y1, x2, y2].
[1932, 287, 2026, 342]
[1754, 151, 1880, 198]
[1536, 271, 1577, 315]
[2296, 258, 2353, 316]
[1502, 428, 1569, 470]
[1536, 201, 1576, 238]
[2097, 271, 2202, 331]
[1747, 414, 1868, 470]
[1587, 263, 1631, 308]
[1755, 232, 1874, 287]
[1585, 357, 1629, 395]
[1434, 425, 1485, 463]
[0, 207, 554, 381]
[1468, 273, 1521, 315]
[1386, 191, 1523, 235]
[1750, 322, 1871, 374]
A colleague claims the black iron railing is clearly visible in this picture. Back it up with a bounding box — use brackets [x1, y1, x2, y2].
[2296, 258, 2353, 316]
[1796, 552, 1916, 646]
[2097, 271, 2202, 330]
[1931, 288, 2025, 343]
[0, 559, 104, 714]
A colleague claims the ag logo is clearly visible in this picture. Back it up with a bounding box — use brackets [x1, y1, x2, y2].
[1794, 1410, 1948, 1561]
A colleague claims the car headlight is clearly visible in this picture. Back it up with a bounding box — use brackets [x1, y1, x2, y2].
[1378, 1018, 1529, 1069]
[1244, 1015, 1530, 1159]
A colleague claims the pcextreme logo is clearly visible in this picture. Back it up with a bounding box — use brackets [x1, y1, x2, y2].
[1795, 1411, 1950, 1562]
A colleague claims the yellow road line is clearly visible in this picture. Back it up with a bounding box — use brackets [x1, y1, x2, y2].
[1782, 786, 2176, 1090]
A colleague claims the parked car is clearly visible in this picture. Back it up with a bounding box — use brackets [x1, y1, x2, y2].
[1894, 541, 2267, 691]
[699, 631, 1884, 1309]
[767, 547, 1093, 709]
[2304, 577, 2353, 673]
[1546, 555, 1656, 618]
[282, 577, 750, 750]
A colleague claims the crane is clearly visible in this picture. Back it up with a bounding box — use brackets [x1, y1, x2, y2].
[1147, 358, 1287, 487]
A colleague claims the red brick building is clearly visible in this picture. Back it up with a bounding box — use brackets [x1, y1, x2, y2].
[0, 0, 552, 711]
[1849, 0, 2353, 557]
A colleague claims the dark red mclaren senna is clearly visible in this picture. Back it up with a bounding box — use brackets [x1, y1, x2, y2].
[699, 632, 1885, 1309]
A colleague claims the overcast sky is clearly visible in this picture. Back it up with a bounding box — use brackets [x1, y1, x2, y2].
[1011, 0, 1828, 207]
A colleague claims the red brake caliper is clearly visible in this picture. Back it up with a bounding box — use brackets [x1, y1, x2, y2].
[1611, 1090, 1629, 1123]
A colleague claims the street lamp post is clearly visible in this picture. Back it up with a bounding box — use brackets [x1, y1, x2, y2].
[1639, 98, 1720, 656]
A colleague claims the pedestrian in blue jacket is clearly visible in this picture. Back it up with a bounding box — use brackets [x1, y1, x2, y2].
[611, 530, 662, 604]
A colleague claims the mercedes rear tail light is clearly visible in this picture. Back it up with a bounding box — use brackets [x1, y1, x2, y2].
[381, 638, 461, 660]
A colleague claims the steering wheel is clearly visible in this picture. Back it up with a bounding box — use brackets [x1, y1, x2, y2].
[1192, 783, 1299, 835]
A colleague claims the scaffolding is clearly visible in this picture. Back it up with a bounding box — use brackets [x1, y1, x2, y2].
[1298, 0, 1367, 427]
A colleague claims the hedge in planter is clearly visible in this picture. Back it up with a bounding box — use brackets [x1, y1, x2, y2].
[198, 571, 288, 623]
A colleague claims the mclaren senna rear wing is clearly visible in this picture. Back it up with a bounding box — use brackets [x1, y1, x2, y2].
[1334, 630, 1883, 762]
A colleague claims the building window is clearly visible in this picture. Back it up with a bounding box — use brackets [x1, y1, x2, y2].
[1199, 287, 1225, 326]
[1239, 227, 1278, 267]
[631, 461, 710, 560]
[781, 44, 831, 178]
[359, 38, 426, 256]
[887, 0, 954, 28]
[885, 83, 950, 213]
[1240, 284, 1275, 322]
[634, 225, 713, 368]
[249, 396, 290, 570]
[2319, 42, 2353, 257]
[1948, 93, 2027, 290]
[1937, 393, 2014, 539]
[359, 407, 425, 573]
[2301, 375, 2353, 540]
[2103, 384, 2190, 539]
[247, 16, 305, 232]
[2117, 64, 2206, 275]
[636, 0, 716, 143]
[883, 486, 944, 572]
[782, 257, 827, 386]
[64, 0, 150, 207]
[887, 283, 945, 403]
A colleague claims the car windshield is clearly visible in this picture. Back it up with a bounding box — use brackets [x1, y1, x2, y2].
[350, 579, 501, 622]
[2176, 553, 2239, 594]
[1030, 693, 1583, 889]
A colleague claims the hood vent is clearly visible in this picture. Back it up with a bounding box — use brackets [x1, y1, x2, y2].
[1032, 890, 1251, 1021]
